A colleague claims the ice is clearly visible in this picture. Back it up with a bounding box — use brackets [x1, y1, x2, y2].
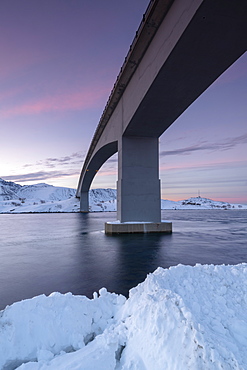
[0, 263, 247, 369]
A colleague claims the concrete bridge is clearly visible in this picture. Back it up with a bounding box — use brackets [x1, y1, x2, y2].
[77, 0, 247, 233]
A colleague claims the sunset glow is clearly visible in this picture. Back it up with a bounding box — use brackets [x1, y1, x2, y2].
[0, 0, 246, 204]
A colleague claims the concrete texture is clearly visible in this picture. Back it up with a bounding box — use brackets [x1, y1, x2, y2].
[105, 221, 172, 235]
[80, 191, 89, 213]
[117, 136, 161, 222]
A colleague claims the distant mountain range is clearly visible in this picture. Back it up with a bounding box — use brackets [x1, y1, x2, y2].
[0, 178, 246, 213]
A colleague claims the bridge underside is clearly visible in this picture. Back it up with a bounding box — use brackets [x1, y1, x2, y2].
[77, 0, 247, 231]
[124, 0, 247, 138]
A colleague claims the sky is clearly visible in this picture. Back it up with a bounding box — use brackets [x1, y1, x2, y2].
[0, 0, 246, 204]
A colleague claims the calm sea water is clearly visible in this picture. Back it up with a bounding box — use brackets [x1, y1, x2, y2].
[0, 210, 246, 310]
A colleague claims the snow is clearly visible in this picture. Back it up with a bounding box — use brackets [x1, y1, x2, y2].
[0, 179, 246, 213]
[0, 178, 117, 213]
[1, 263, 247, 369]
[161, 197, 247, 210]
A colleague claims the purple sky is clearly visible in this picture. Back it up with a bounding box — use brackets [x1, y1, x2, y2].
[0, 1, 246, 203]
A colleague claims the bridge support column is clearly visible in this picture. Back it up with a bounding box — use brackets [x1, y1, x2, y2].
[105, 136, 172, 234]
[80, 191, 89, 212]
[117, 136, 161, 222]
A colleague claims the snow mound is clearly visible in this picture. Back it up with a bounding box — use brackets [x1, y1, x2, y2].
[120, 263, 247, 369]
[0, 264, 247, 369]
[0, 289, 126, 370]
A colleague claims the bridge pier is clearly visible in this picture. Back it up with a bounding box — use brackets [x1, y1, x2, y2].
[117, 136, 161, 222]
[105, 136, 172, 234]
[80, 191, 89, 212]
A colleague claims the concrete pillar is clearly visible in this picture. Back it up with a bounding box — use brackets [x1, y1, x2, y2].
[80, 191, 89, 212]
[117, 136, 161, 222]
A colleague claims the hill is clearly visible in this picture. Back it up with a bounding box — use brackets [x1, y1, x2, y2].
[0, 178, 116, 213]
[0, 178, 246, 213]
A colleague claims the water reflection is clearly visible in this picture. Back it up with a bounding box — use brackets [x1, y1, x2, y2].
[0, 210, 246, 310]
[105, 233, 170, 296]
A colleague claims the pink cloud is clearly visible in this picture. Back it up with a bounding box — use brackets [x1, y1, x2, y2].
[0, 86, 110, 119]
[97, 169, 117, 177]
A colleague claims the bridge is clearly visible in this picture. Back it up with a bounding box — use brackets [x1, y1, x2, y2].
[77, 0, 247, 233]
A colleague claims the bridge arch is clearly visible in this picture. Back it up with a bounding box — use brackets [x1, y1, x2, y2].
[77, 141, 117, 211]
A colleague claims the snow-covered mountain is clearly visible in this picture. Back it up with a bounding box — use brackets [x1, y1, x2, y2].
[0, 178, 22, 200]
[0, 178, 116, 213]
[0, 178, 76, 201]
[0, 178, 246, 213]
[161, 196, 247, 210]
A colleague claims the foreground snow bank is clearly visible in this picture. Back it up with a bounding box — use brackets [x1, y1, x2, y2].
[0, 289, 126, 370]
[120, 264, 247, 369]
[1, 264, 247, 369]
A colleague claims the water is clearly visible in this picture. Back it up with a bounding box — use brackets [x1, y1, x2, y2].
[0, 210, 246, 310]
